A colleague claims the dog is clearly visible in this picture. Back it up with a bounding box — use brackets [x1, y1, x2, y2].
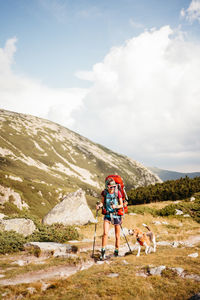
[128, 224, 156, 257]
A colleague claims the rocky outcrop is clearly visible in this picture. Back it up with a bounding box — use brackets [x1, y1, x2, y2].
[43, 189, 96, 226]
[0, 218, 36, 236]
[0, 185, 29, 210]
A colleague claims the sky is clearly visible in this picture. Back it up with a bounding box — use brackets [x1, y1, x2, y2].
[0, 0, 200, 173]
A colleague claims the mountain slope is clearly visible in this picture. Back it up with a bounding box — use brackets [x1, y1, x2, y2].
[0, 109, 161, 218]
[148, 166, 200, 181]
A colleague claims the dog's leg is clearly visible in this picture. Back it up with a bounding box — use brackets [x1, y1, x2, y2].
[136, 243, 141, 257]
[144, 242, 149, 255]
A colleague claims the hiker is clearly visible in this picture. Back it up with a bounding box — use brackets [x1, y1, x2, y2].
[96, 178, 123, 260]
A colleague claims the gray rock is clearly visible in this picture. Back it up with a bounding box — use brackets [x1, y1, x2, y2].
[175, 209, 183, 215]
[172, 241, 179, 248]
[149, 265, 166, 276]
[0, 218, 36, 236]
[107, 273, 119, 278]
[188, 252, 198, 258]
[13, 260, 27, 266]
[153, 221, 161, 225]
[162, 221, 169, 225]
[96, 261, 104, 265]
[81, 238, 93, 243]
[122, 260, 129, 265]
[136, 271, 147, 277]
[24, 242, 78, 257]
[184, 274, 200, 281]
[171, 267, 184, 276]
[0, 185, 29, 210]
[0, 213, 6, 220]
[43, 189, 96, 226]
[27, 287, 36, 295]
[190, 197, 195, 202]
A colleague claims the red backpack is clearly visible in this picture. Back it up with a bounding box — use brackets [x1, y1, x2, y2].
[102, 175, 128, 216]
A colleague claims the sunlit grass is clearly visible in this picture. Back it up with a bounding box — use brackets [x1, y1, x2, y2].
[0, 201, 199, 299]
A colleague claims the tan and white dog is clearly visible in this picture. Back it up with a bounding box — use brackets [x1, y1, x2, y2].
[128, 224, 156, 257]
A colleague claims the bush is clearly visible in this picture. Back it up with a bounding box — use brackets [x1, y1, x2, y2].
[157, 199, 200, 223]
[0, 231, 26, 254]
[28, 223, 79, 243]
[158, 204, 177, 216]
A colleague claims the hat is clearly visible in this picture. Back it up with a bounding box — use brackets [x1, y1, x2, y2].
[106, 178, 116, 187]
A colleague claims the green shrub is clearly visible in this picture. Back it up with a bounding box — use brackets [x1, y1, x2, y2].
[158, 204, 177, 216]
[28, 223, 79, 243]
[0, 231, 26, 254]
[158, 199, 200, 223]
[2, 202, 21, 215]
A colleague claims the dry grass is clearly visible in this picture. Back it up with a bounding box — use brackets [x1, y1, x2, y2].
[2, 249, 199, 300]
[0, 202, 199, 300]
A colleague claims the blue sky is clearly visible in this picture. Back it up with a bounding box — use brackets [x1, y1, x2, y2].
[0, 0, 200, 172]
[0, 0, 195, 88]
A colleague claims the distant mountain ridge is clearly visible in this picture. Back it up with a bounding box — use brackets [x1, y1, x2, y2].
[148, 166, 200, 181]
[0, 109, 161, 218]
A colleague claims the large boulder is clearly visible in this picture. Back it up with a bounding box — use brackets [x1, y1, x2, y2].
[0, 218, 36, 236]
[43, 189, 96, 226]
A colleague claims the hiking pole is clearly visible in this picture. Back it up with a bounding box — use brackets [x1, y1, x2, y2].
[120, 223, 132, 253]
[92, 201, 100, 258]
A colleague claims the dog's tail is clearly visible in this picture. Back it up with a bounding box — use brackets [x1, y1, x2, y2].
[142, 223, 151, 231]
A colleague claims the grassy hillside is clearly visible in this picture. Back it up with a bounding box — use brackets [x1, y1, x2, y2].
[0, 109, 161, 218]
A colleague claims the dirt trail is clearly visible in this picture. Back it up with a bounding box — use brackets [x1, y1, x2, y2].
[0, 242, 134, 286]
[0, 260, 94, 286]
[0, 234, 199, 287]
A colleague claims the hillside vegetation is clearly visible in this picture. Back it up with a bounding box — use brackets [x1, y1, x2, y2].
[0, 109, 161, 218]
[128, 176, 200, 204]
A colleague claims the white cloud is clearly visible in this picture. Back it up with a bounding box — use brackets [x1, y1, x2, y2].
[73, 26, 200, 172]
[0, 38, 87, 128]
[1, 28, 200, 172]
[181, 0, 200, 23]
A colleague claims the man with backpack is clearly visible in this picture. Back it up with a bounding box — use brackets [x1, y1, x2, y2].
[96, 177, 124, 260]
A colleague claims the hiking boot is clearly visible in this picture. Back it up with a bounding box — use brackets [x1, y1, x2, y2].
[100, 248, 106, 260]
[114, 249, 119, 257]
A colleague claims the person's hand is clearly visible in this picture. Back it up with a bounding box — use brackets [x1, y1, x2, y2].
[112, 204, 117, 209]
[96, 203, 102, 210]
